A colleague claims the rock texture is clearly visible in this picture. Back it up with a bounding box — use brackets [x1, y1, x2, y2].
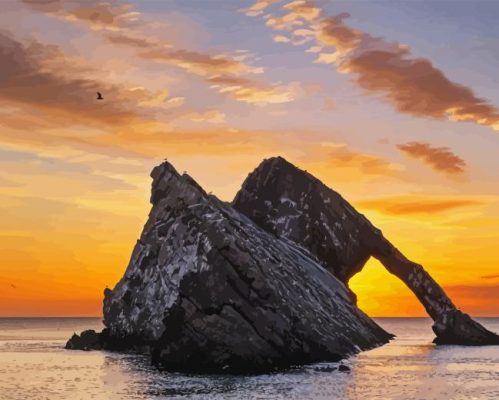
[233, 156, 499, 346]
[94, 161, 392, 373]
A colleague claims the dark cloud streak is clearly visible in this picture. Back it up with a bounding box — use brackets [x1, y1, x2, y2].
[397, 142, 466, 174]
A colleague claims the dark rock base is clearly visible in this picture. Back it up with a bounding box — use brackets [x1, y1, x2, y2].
[432, 310, 499, 346]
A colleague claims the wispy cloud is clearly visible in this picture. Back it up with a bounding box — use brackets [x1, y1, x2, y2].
[106, 31, 262, 77]
[481, 274, 499, 280]
[186, 109, 226, 124]
[21, 0, 299, 106]
[21, 0, 140, 31]
[0, 32, 155, 127]
[248, 0, 499, 131]
[207, 75, 300, 105]
[324, 143, 402, 176]
[397, 142, 466, 175]
[445, 284, 499, 298]
[357, 195, 483, 215]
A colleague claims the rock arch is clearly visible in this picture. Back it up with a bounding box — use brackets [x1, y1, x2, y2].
[233, 156, 499, 345]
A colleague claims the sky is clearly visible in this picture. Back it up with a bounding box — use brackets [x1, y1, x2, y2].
[1, 0, 498, 317]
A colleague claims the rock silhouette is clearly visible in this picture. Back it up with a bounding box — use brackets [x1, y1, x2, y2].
[67, 156, 499, 373]
[233, 156, 499, 346]
[96, 161, 391, 373]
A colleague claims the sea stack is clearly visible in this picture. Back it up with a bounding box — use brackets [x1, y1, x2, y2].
[98, 160, 391, 373]
[66, 157, 499, 373]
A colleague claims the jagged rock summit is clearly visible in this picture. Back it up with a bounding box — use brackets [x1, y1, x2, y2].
[233, 156, 499, 346]
[67, 156, 499, 373]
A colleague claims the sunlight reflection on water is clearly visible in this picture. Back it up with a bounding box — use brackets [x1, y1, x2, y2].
[0, 317, 498, 399]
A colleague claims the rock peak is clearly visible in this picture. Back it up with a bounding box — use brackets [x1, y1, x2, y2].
[151, 160, 180, 180]
[252, 156, 313, 181]
[150, 160, 207, 205]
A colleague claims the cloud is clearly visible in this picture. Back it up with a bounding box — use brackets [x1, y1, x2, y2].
[104, 30, 261, 77]
[481, 274, 499, 280]
[21, 0, 140, 31]
[283, 1, 321, 20]
[0, 29, 258, 160]
[445, 284, 499, 298]
[243, 0, 282, 17]
[105, 28, 297, 106]
[251, 1, 499, 131]
[397, 142, 466, 174]
[273, 34, 291, 43]
[0, 146, 138, 193]
[0, 32, 163, 127]
[186, 109, 226, 124]
[166, 96, 185, 107]
[22, 0, 299, 107]
[265, 0, 321, 30]
[104, 30, 300, 105]
[318, 13, 499, 130]
[443, 284, 499, 315]
[324, 143, 402, 176]
[0, 34, 135, 123]
[91, 128, 282, 159]
[137, 47, 262, 76]
[208, 75, 300, 105]
[357, 195, 483, 215]
[306, 45, 322, 53]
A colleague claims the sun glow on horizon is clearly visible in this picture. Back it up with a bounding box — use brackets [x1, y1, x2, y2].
[0, 0, 498, 317]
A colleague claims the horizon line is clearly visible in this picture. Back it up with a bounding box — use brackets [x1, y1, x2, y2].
[1, 315, 499, 319]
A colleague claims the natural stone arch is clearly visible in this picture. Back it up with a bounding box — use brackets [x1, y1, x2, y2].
[233, 156, 499, 345]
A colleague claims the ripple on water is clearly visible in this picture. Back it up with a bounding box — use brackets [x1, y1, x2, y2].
[0, 318, 498, 399]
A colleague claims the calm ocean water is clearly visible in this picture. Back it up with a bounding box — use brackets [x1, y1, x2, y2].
[0, 317, 498, 400]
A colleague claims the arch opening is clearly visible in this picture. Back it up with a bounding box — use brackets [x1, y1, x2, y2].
[348, 257, 427, 317]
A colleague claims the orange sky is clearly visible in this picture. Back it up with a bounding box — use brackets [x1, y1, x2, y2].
[1, 0, 498, 317]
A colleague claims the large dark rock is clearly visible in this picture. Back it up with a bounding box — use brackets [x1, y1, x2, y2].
[98, 161, 391, 373]
[66, 156, 498, 373]
[233, 156, 499, 346]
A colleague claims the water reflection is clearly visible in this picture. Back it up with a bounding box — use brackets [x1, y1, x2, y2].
[1, 318, 498, 400]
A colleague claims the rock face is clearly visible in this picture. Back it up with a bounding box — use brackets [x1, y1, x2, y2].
[233, 156, 499, 346]
[97, 161, 392, 373]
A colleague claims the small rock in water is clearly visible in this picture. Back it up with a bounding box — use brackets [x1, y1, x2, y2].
[65, 330, 101, 351]
[338, 364, 351, 372]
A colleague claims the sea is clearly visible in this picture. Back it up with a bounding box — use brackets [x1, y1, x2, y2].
[0, 317, 498, 400]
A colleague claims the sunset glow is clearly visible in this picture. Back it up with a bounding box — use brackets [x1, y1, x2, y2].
[1, 0, 498, 317]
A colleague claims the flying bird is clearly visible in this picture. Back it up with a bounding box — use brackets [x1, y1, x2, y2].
[10, 284, 16, 289]
[96, 92, 104, 100]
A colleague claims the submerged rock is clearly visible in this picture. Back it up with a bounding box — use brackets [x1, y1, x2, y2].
[99, 161, 391, 373]
[233, 156, 499, 346]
